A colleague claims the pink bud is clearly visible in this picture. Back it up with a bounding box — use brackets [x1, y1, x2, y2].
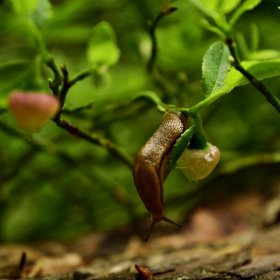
[8, 92, 60, 131]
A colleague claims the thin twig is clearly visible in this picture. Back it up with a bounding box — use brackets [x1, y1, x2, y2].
[147, 8, 178, 74]
[58, 64, 70, 109]
[55, 66, 93, 116]
[55, 118, 134, 168]
[27, 20, 133, 167]
[226, 39, 280, 114]
[147, 12, 164, 74]
[45, 56, 63, 90]
[68, 68, 94, 86]
[62, 101, 94, 113]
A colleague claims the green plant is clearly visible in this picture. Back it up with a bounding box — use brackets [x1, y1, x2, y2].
[1, 0, 280, 242]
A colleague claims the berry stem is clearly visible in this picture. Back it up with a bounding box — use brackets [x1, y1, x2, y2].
[188, 113, 208, 150]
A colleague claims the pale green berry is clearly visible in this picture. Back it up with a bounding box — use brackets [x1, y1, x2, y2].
[176, 143, 220, 181]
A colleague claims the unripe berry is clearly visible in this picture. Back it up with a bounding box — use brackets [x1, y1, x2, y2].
[177, 143, 220, 181]
[8, 92, 60, 132]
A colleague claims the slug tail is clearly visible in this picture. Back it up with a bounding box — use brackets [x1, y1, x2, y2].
[145, 219, 157, 242]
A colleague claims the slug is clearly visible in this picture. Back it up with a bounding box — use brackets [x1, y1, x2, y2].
[133, 111, 189, 241]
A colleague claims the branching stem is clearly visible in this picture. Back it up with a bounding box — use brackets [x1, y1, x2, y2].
[147, 12, 164, 74]
[55, 118, 133, 168]
[226, 39, 280, 114]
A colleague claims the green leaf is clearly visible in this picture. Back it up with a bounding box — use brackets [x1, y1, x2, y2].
[10, 0, 53, 28]
[170, 125, 196, 170]
[199, 19, 226, 38]
[226, 59, 280, 88]
[248, 50, 280, 61]
[217, 0, 242, 13]
[199, 58, 280, 107]
[235, 32, 249, 58]
[189, 0, 231, 35]
[9, 0, 37, 16]
[190, 0, 241, 15]
[202, 41, 231, 97]
[230, 0, 262, 26]
[189, 0, 219, 21]
[87, 21, 120, 68]
[92, 71, 111, 90]
[250, 24, 259, 52]
[29, 0, 53, 28]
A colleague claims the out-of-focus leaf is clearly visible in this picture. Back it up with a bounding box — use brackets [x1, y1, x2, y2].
[10, 0, 52, 28]
[0, 61, 41, 106]
[230, 0, 262, 26]
[87, 21, 120, 69]
[92, 71, 111, 90]
[189, 0, 219, 21]
[29, 0, 53, 28]
[9, 0, 37, 16]
[250, 24, 259, 52]
[189, 0, 231, 35]
[217, 0, 242, 14]
[235, 32, 249, 58]
[199, 18, 226, 39]
[190, 0, 241, 15]
[202, 41, 231, 97]
[248, 50, 280, 61]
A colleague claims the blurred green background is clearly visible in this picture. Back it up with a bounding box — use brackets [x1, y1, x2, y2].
[1, 0, 280, 243]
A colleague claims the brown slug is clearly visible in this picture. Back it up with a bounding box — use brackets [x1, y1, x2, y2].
[133, 111, 189, 241]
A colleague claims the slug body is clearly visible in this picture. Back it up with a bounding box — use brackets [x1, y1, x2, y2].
[133, 111, 188, 241]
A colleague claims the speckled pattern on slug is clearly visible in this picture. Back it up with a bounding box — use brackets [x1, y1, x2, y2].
[137, 111, 187, 171]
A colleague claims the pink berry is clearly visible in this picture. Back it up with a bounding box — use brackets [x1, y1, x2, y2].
[8, 92, 60, 132]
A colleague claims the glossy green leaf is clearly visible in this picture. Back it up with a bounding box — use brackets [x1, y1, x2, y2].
[202, 41, 231, 97]
[87, 21, 120, 68]
[201, 58, 280, 107]
[29, 0, 53, 28]
[230, 0, 262, 26]
[170, 125, 196, 170]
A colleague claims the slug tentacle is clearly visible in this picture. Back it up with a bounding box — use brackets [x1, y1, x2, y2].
[133, 111, 188, 241]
